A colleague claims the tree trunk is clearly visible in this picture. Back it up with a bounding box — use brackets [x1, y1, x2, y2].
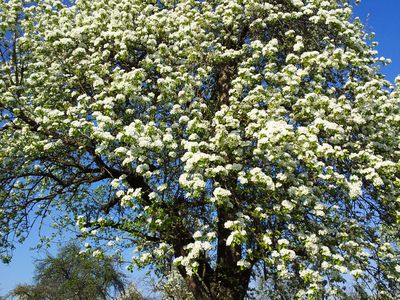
[179, 58, 252, 300]
[185, 269, 252, 300]
[209, 271, 252, 300]
[177, 226, 253, 300]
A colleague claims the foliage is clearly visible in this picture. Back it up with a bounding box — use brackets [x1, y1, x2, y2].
[1, 0, 399, 299]
[8, 284, 49, 300]
[9, 243, 126, 300]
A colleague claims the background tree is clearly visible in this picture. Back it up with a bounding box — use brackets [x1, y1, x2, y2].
[116, 283, 147, 300]
[8, 284, 49, 300]
[150, 268, 195, 300]
[0, 0, 399, 299]
[9, 243, 126, 300]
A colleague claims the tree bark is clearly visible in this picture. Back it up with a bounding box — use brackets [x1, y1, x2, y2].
[184, 268, 252, 300]
[175, 206, 253, 300]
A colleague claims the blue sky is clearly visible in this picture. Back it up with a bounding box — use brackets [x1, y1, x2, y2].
[353, 0, 400, 82]
[1, 0, 400, 297]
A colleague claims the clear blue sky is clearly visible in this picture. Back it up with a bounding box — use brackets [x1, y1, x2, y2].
[1, 0, 400, 297]
[353, 0, 400, 82]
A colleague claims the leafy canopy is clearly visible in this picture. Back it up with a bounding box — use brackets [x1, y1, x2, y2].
[9, 243, 126, 300]
[0, 0, 399, 299]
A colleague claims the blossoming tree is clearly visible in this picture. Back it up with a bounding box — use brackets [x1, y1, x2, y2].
[0, 0, 399, 298]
